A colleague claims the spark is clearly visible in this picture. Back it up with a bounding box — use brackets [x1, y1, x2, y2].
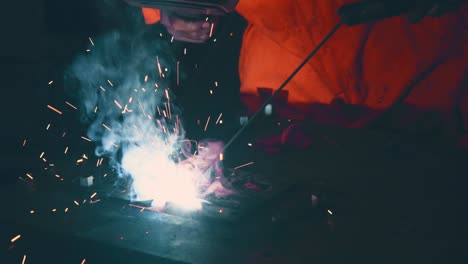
[209, 90, 213, 94]
[83, 154, 88, 159]
[248, 143, 253, 146]
[122, 104, 133, 114]
[219, 120, 223, 124]
[129, 203, 146, 210]
[128, 97, 133, 103]
[177, 61, 180, 86]
[215, 81, 218, 87]
[90, 199, 101, 204]
[107, 80, 114, 86]
[65, 101, 78, 110]
[213, 38, 217, 42]
[52, 208, 57, 212]
[89, 37, 95, 46]
[219, 209, 223, 214]
[47, 105, 62, 115]
[138, 100, 147, 116]
[166, 102, 172, 119]
[144, 75, 148, 82]
[65, 208, 69, 213]
[165, 89, 170, 100]
[74, 200, 80, 206]
[26, 173, 33, 180]
[184, 48, 187, 55]
[90, 192, 97, 199]
[234, 162, 254, 170]
[55, 174, 60, 178]
[142, 87, 146, 92]
[11, 234, 21, 243]
[99, 86, 106, 92]
[22, 139, 27, 147]
[204, 116, 211, 131]
[77, 159, 84, 163]
[22, 255, 27, 264]
[81, 259, 86, 264]
[81, 136, 92, 142]
[39, 152, 44, 159]
[170, 36, 174, 43]
[209, 23, 215, 38]
[102, 124, 111, 131]
[48, 80, 54, 85]
[94, 106, 98, 113]
[30, 210, 35, 214]
[327, 209, 333, 215]
[46, 123, 51, 130]
[64, 147, 69, 154]
[114, 100, 123, 109]
[156, 56, 162, 77]
[219, 153, 224, 161]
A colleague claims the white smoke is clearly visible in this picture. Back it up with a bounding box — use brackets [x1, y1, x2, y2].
[66, 26, 204, 209]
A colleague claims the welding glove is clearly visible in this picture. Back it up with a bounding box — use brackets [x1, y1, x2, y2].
[160, 10, 219, 43]
[180, 139, 224, 177]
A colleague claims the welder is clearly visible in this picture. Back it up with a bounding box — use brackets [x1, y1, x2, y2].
[133, 0, 468, 151]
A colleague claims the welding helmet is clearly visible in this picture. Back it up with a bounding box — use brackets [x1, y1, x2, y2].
[123, 0, 239, 16]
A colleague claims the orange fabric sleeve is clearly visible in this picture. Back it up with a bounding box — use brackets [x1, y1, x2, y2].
[235, 0, 468, 143]
[141, 8, 161, 24]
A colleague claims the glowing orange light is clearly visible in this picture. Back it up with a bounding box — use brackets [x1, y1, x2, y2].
[47, 105, 62, 115]
[11, 234, 21, 243]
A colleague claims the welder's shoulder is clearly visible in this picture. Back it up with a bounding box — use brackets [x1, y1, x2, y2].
[236, 0, 349, 28]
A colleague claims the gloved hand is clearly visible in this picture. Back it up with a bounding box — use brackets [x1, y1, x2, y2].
[180, 139, 236, 197]
[160, 10, 217, 43]
[180, 139, 224, 176]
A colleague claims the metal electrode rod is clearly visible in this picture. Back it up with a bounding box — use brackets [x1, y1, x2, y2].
[222, 21, 343, 152]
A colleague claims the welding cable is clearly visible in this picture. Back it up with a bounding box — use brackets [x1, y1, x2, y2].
[222, 21, 344, 152]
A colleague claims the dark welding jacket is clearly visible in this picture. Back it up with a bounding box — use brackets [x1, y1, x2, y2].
[142, 1, 468, 147]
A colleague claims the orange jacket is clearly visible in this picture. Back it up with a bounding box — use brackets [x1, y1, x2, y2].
[142, 1, 468, 143]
